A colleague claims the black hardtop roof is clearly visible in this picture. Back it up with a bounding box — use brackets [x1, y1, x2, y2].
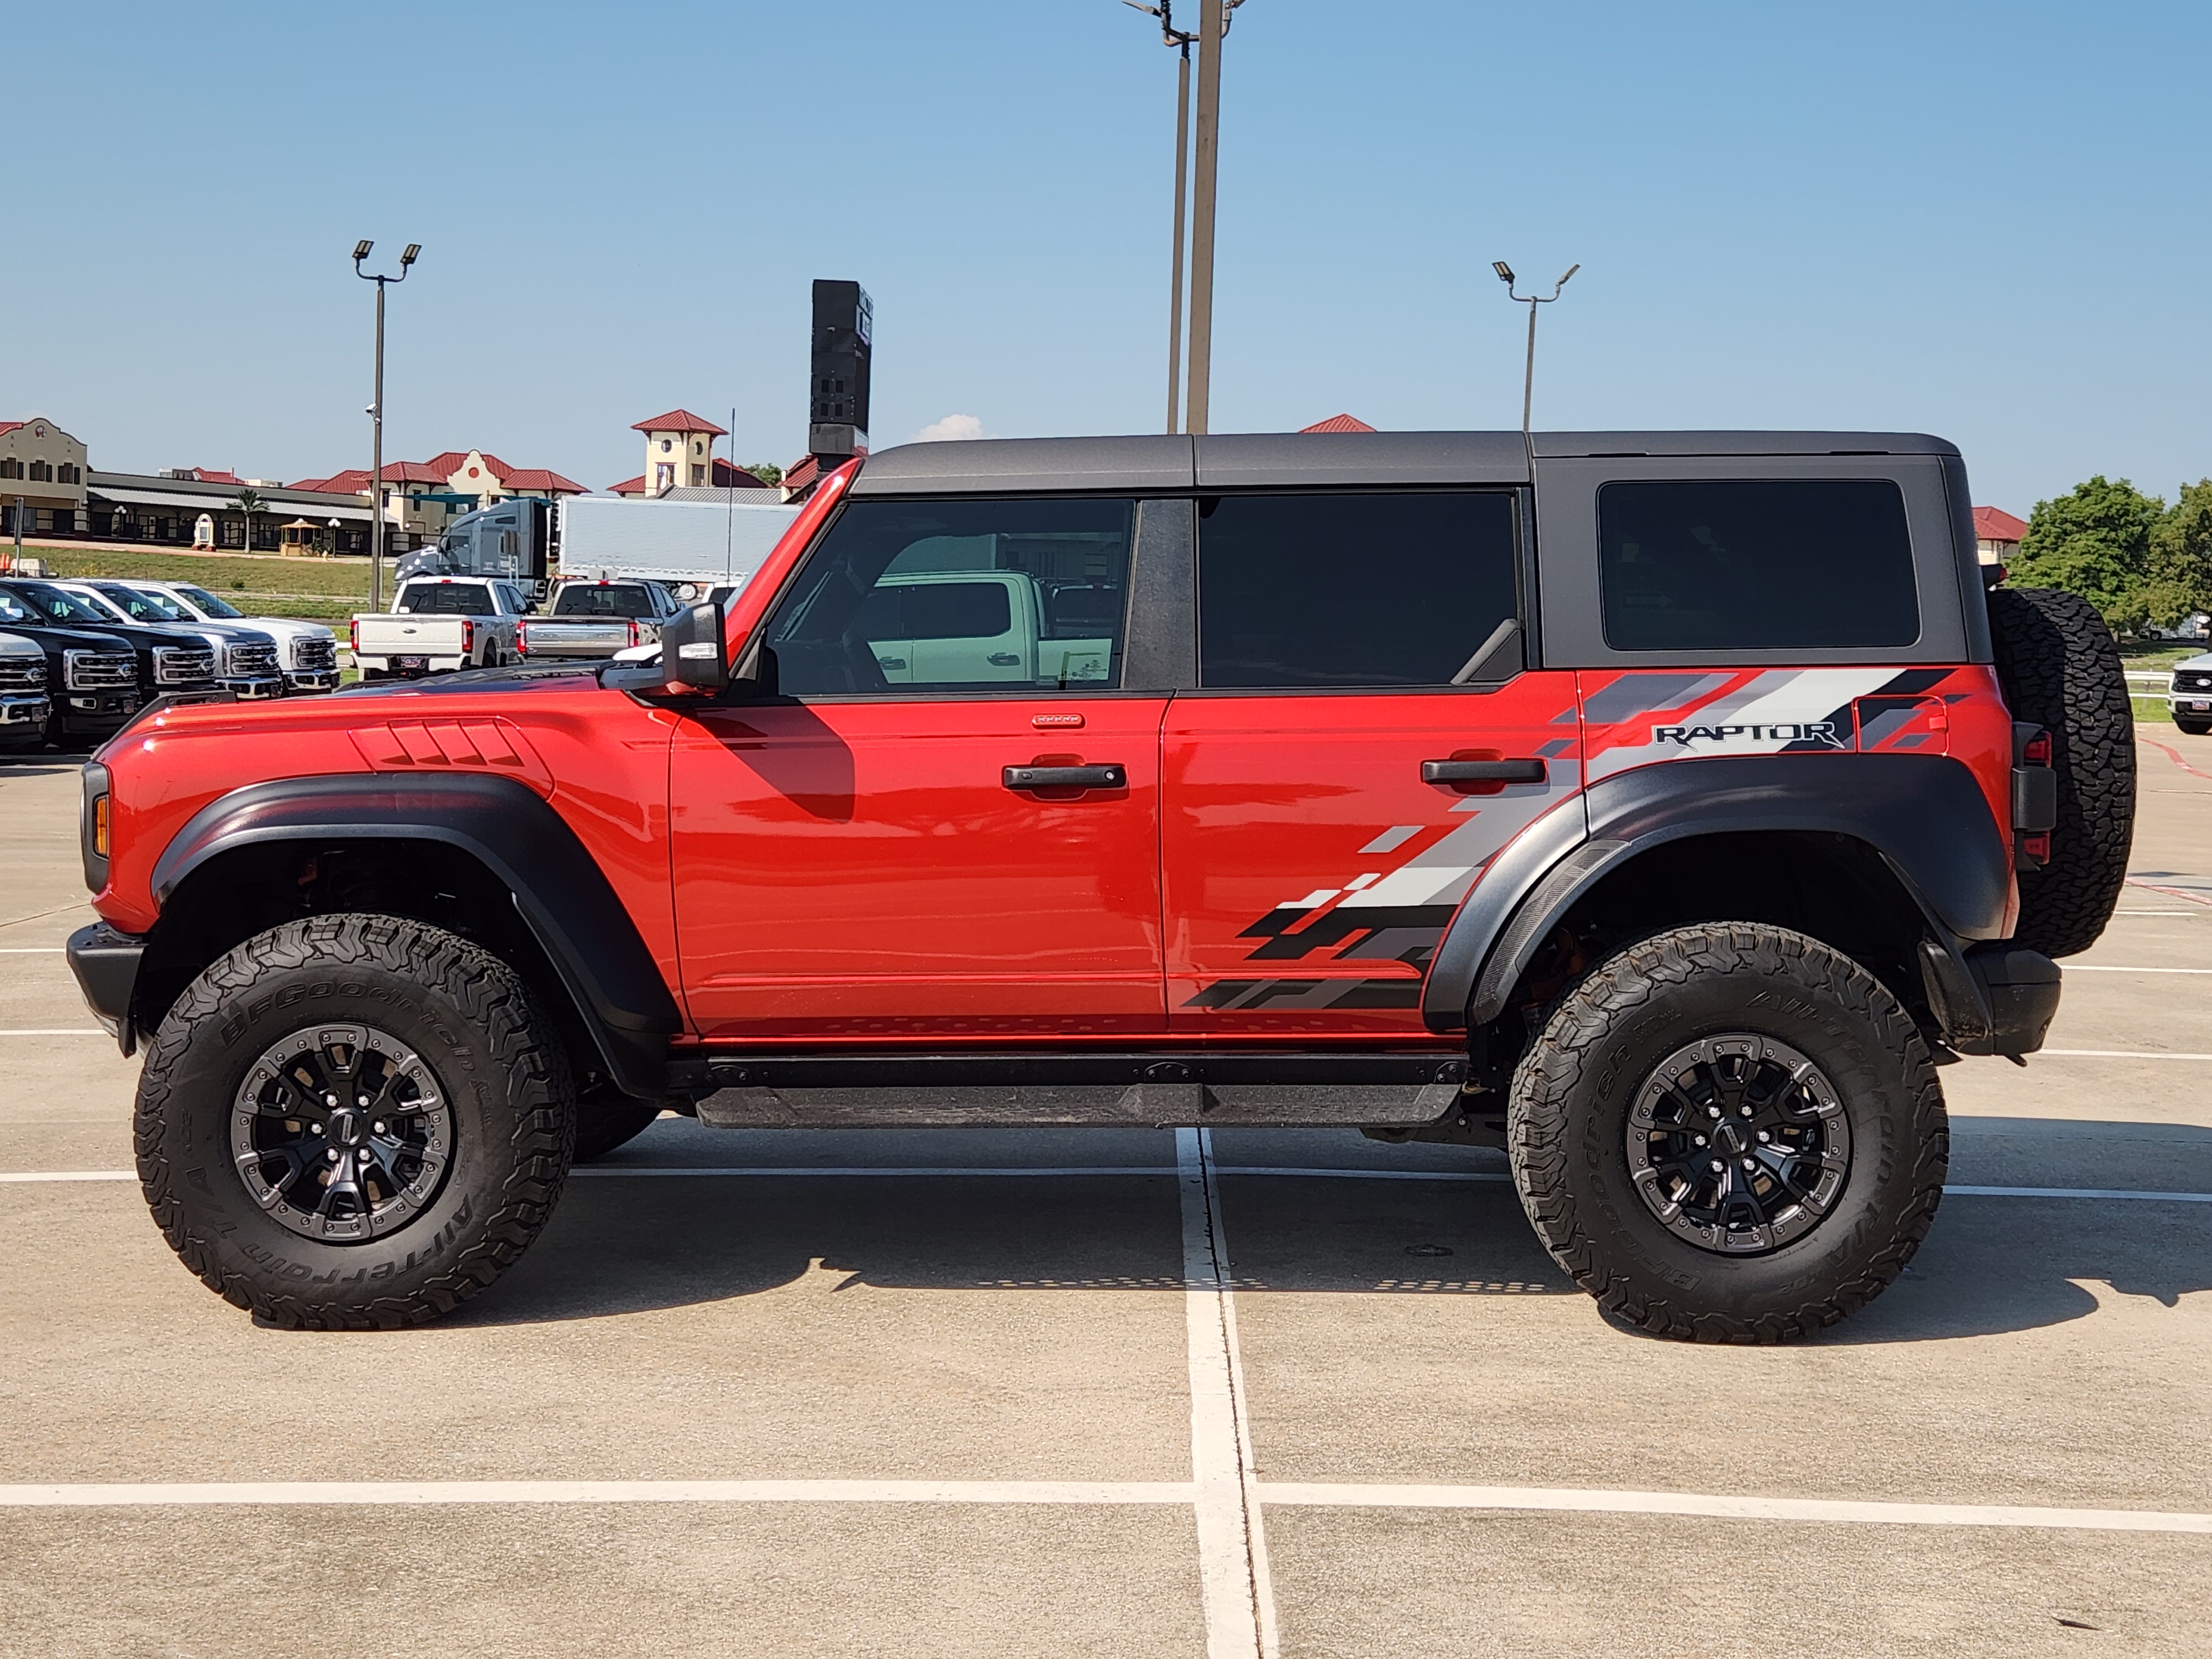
[848, 431, 1959, 495]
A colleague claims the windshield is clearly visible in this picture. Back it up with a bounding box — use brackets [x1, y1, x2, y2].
[554, 584, 658, 619]
[97, 584, 189, 622]
[176, 585, 244, 619]
[397, 582, 494, 616]
[6, 582, 108, 624]
[60, 586, 134, 622]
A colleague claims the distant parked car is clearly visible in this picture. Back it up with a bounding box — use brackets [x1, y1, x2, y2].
[0, 630, 53, 753]
[518, 577, 682, 660]
[119, 581, 342, 694]
[351, 577, 530, 678]
[0, 579, 221, 709]
[54, 581, 285, 701]
[0, 587, 139, 748]
[2168, 653, 2212, 735]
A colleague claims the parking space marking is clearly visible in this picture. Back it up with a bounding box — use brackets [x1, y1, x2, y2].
[0, 1479, 1199, 1509]
[1177, 1128, 1274, 1659]
[0, 947, 64, 953]
[1255, 1483, 2212, 1534]
[0, 1030, 106, 1037]
[2041, 1048, 2212, 1060]
[8, 1167, 2212, 1203]
[2066, 963, 2212, 973]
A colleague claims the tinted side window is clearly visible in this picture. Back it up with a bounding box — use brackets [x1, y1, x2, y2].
[1197, 492, 1519, 688]
[1598, 479, 1919, 651]
[764, 497, 1132, 694]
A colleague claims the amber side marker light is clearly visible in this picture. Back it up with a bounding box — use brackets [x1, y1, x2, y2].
[92, 794, 110, 858]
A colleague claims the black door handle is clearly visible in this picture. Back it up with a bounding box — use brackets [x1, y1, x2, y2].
[1421, 758, 1546, 785]
[1004, 764, 1126, 791]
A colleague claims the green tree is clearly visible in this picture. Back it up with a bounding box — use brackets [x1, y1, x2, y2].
[2148, 479, 2212, 625]
[2011, 475, 2164, 634]
[229, 487, 267, 555]
[743, 462, 784, 487]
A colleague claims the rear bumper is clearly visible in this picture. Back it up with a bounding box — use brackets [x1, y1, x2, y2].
[66, 921, 145, 1056]
[1920, 940, 2062, 1058]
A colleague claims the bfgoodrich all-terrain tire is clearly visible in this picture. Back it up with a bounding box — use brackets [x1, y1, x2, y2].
[134, 914, 576, 1329]
[1987, 585, 2136, 957]
[1509, 922, 1947, 1344]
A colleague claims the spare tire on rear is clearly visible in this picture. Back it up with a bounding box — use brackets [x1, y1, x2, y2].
[1986, 585, 2136, 957]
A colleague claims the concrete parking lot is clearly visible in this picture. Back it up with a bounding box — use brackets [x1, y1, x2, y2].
[2, 736, 2208, 1657]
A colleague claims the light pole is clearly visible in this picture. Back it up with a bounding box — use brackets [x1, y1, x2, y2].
[1125, 2, 1195, 432]
[1127, 0, 1245, 435]
[1492, 260, 1578, 434]
[353, 239, 419, 611]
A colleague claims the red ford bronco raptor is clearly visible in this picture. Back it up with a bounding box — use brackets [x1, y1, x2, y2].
[67, 431, 2135, 1341]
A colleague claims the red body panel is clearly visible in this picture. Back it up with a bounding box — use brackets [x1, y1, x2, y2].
[670, 697, 1168, 1039]
[1161, 676, 1583, 1040]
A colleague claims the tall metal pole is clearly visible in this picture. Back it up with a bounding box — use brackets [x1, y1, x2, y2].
[1521, 299, 1538, 435]
[1184, 0, 1224, 435]
[1166, 40, 1192, 434]
[370, 277, 386, 609]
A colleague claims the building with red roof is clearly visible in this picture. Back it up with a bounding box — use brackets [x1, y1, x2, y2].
[1300, 413, 1378, 434]
[622, 410, 735, 496]
[1973, 506, 2030, 563]
[290, 450, 587, 551]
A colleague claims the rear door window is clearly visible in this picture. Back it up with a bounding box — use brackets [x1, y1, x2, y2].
[1597, 479, 1919, 651]
[1196, 492, 1520, 687]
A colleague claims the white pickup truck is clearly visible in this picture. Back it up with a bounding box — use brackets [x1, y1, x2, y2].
[351, 577, 531, 680]
[858, 571, 1116, 686]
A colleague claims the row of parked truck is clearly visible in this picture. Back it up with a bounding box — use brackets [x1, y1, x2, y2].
[0, 576, 341, 753]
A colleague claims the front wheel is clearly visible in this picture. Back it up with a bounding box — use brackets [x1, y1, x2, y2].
[1509, 922, 1947, 1343]
[134, 915, 577, 1328]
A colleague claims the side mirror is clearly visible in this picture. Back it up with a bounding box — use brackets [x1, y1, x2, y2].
[660, 601, 729, 692]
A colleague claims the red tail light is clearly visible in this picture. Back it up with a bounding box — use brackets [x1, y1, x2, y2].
[516, 619, 529, 649]
[349, 618, 359, 653]
[627, 619, 640, 648]
[2022, 832, 2051, 864]
[2023, 732, 2052, 766]
[461, 619, 475, 653]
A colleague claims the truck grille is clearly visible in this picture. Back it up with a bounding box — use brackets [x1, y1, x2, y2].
[291, 637, 337, 672]
[2173, 671, 2212, 692]
[0, 657, 46, 691]
[65, 650, 136, 691]
[225, 641, 281, 678]
[152, 646, 217, 685]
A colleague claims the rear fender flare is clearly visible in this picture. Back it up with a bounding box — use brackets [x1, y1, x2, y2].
[148, 772, 681, 1096]
[1422, 754, 2013, 1032]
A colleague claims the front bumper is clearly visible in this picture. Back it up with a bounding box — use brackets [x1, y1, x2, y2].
[66, 921, 145, 1056]
[285, 669, 342, 693]
[0, 692, 50, 742]
[220, 675, 286, 701]
[60, 692, 139, 729]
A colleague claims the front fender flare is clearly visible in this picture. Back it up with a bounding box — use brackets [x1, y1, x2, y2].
[149, 772, 682, 1096]
[1421, 754, 2013, 1033]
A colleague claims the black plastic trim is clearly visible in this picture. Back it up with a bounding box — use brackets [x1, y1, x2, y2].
[65, 921, 143, 1056]
[684, 1050, 1466, 1090]
[1422, 754, 2013, 1032]
[147, 773, 682, 1095]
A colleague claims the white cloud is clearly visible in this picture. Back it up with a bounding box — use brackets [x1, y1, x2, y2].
[911, 413, 985, 444]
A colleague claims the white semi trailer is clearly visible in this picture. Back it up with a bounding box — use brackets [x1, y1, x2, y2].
[399, 492, 801, 601]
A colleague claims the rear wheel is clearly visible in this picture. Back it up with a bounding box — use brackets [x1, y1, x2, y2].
[1987, 586, 2135, 956]
[1509, 922, 1947, 1343]
[134, 914, 576, 1328]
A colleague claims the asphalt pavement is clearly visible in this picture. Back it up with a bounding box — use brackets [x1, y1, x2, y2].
[1, 734, 2207, 1657]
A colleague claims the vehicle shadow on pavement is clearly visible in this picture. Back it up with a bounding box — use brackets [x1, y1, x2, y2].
[447, 1121, 2212, 1342]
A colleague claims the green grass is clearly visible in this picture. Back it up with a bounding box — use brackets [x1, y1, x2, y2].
[20, 545, 372, 620]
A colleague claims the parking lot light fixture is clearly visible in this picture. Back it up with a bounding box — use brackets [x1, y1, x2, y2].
[1495, 260, 1579, 433]
[353, 241, 421, 611]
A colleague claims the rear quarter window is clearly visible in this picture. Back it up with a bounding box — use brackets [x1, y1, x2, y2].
[1597, 479, 1919, 651]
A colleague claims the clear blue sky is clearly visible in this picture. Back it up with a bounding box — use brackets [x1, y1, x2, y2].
[6, 1, 2206, 514]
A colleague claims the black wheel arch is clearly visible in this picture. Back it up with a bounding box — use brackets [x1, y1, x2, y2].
[1424, 754, 2015, 1042]
[136, 772, 682, 1098]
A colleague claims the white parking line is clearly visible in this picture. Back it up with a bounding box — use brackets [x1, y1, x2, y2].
[2064, 964, 2212, 974]
[2, 1478, 2201, 1535]
[1177, 1127, 1274, 1659]
[8, 1167, 2212, 1203]
[1255, 1484, 2212, 1535]
[0, 947, 64, 953]
[0, 1030, 106, 1037]
[0, 1479, 1197, 1509]
[2041, 1048, 2212, 1061]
